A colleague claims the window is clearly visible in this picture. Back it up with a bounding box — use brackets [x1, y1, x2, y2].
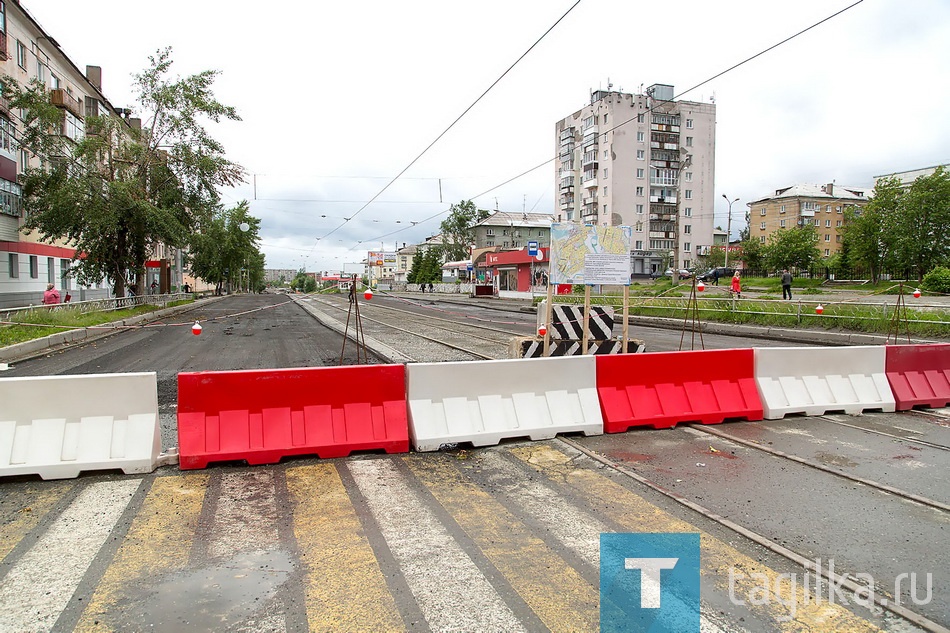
[636, 204, 644, 214]
[825, 219, 831, 227]
[684, 190, 692, 199]
[760, 208, 766, 216]
[636, 169, 644, 179]
[502, 229, 509, 236]
[684, 225, 691, 234]
[814, 219, 820, 226]
[486, 228, 494, 235]
[603, 168, 608, 179]
[635, 240, 643, 249]
[825, 249, 830, 256]
[486, 240, 494, 247]
[7, 253, 17, 278]
[836, 235, 842, 242]
[684, 207, 692, 217]
[684, 172, 692, 182]
[826, 205, 832, 213]
[684, 242, 691, 252]
[836, 220, 842, 227]
[503, 241, 509, 248]
[47, 257, 54, 283]
[824, 234, 831, 241]
[63, 111, 84, 142]
[0, 115, 14, 153]
[685, 136, 693, 147]
[20, 149, 28, 171]
[635, 221, 643, 232]
[686, 118, 693, 129]
[16, 40, 26, 69]
[50, 74, 60, 90]
[779, 205, 786, 214]
[836, 206, 842, 213]
[760, 222, 766, 230]
[637, 131, 645, 142]
[760, 236, 766, 244]
[29, 255, 37, 278]
[0, 178, 22, 217]
[636, 150, 645, 160]
[602, 204, 607, 214]
[637, 114, 645, 123]
[636, 186, 644, 196]
[780, 219, 786, 228]
[603, 149, 608, 159]
[603, 113, 608, 123]
[36, 61, 46, 85]
[603, 186, 608, 196]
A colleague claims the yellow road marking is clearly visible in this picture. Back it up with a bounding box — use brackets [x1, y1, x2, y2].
[406, 455, 599, 633]
[73, 473, 209, 633]
[286, 463, 403, 632]
[0, 481, 72, 563]
[512, 444, 881, 632]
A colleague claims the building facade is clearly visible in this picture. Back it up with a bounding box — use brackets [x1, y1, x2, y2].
[471, 211, 554, 251]
[747, 183, 869, 258]
[555, 84, 716, 275]
[873, 164, 949, 190]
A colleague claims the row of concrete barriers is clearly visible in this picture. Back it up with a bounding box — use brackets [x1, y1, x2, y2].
[2, 344, 949, 479]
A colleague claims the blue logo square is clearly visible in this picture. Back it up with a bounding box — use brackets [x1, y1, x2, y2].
[600, 533, 700, 633]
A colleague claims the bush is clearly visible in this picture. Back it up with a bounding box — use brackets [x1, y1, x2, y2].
[922, 266, 950, 294]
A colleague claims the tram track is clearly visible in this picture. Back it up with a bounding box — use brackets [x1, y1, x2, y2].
[306, 295, 525, 362]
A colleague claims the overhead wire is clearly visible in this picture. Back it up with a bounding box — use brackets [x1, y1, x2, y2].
[308, 0, 585, 251]
[328, 0, 866, 258]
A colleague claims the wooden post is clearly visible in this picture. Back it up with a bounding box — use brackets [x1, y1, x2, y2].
[543, 283, 554, 356]
[583, 285, 591, 355]
[622, 284, 630, 353]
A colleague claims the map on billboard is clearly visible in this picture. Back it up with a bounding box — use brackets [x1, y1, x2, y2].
[549, 223, 632, 285]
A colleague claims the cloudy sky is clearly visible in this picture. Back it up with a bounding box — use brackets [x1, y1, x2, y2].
[27, 0, 950, 271]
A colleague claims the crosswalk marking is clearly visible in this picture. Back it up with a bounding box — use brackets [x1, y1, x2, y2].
[286, 463, 403, 632]
[348, 458, 527, 633]
[0, 479, 141, 633]
[73, 473, 209, 632]
[405, 455, 600, 632]
[510, 444, 882, 633]
[0, 481, 72, 563]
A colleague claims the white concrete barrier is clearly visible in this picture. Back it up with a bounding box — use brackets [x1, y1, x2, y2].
[407, 356, 603, 451]
[0, 372, 161, 479]
[754, 347, 895, 419]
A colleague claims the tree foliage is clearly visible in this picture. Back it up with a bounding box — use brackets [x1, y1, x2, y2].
[842, 168, 950, 280]
[406, 250, 424, 284]
[188, 201, 263, 294]
[4, 47, 244, 296]
[737, 238, 764, 270]
[438, 200, 490, 262]
[763, 225, 821, 271]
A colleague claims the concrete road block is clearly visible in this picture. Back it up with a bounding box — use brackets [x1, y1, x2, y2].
[754, 347, 895, 419]
[407, 356, 603, 451]
[0, 372, 161, 479]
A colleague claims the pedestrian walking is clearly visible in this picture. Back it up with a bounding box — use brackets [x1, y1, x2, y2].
[781, 269, 793, 300]
[712, 269, 720, 286]
[731, 272, 741, 299]
[42, 283, 61, 304]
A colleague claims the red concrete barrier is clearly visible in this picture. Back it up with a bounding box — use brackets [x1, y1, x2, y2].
[596, 349, 763, 433]
[886, 344, 950, 410]
[177, 365, 409, 469]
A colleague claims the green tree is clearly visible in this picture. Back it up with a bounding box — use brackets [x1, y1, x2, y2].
[188, 201, 263, 294]
[417, 248, 442, 284]
[5, 47, 244, 296]
[406, 250, 424, 284]
[738, 238, 764, 271]
[840, 178, 901, 282]
[763, 225, 821, 271]
[438, 200, 490, 261]
[890, 167, 950, 280]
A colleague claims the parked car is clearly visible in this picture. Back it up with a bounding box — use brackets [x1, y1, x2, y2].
[697, 267, 735, 282]
[651, 268, 692, 279]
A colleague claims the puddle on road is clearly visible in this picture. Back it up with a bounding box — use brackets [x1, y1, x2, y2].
[112, 548, 294, 632]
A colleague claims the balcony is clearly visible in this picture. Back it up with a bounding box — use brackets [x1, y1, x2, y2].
[650, 176, 678, 187]
[50, 89, 84, 119]
[650, 195, 677, 204]
[800, 208, 816, 217]
[560, 177, 575, 190]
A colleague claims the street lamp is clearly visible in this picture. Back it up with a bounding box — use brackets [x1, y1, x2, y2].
[672, 153, 692, 282]
[721, 195, 739, 268]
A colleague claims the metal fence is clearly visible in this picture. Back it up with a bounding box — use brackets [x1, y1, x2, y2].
[740, 265, 922, 281]
[0, 293, 192, 323]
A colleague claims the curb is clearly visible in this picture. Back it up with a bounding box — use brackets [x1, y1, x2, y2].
[0, 295, 227, 365]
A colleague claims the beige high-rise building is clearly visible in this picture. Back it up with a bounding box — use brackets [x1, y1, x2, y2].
[555, 84, 716, 275]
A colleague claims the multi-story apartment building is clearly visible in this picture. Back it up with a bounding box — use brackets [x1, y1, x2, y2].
[874, 164, 949, 190]
[747, 183, 869, 258]
[472, 211, 554, 250]
[0, 2, 183, 308]
[555, 84, 716, 275]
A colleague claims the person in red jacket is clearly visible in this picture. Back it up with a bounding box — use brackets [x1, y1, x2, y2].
[42, 283, 61, 304]
[730, 272, 741, 299]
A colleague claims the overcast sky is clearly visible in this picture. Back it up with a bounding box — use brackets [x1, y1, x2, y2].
[27, 0, 950, 271]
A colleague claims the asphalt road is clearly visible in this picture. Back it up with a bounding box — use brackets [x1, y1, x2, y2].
[1, 293, 946, 632]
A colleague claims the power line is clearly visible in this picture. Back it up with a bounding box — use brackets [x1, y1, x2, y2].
[335, 0, 866, 255]
[309, 0, 584, 250]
